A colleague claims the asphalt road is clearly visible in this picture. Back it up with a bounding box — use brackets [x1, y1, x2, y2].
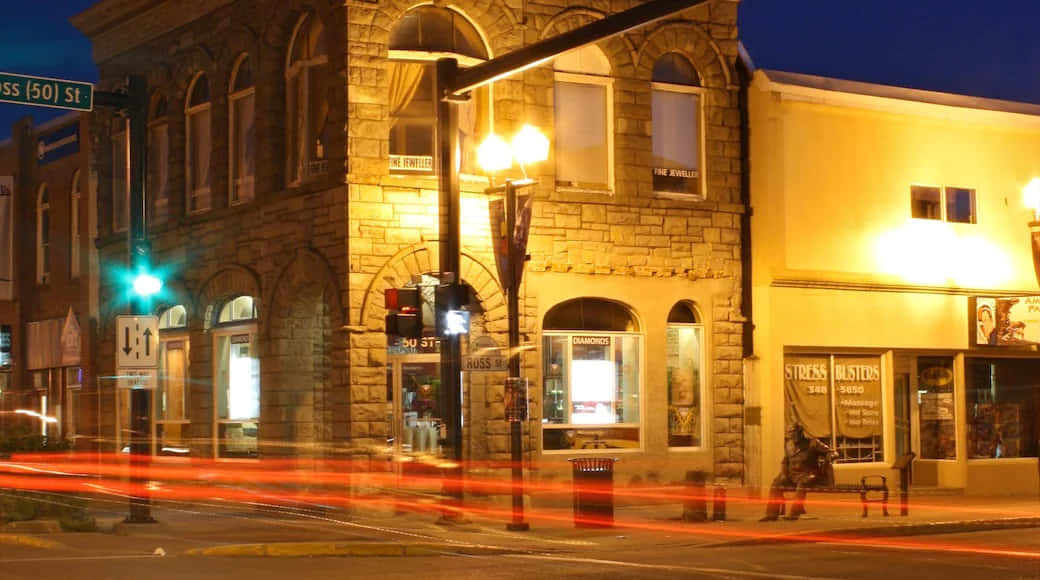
[1, 528, 1038, 579]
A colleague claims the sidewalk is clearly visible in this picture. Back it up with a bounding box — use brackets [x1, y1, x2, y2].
[5, 488, 1037, 558]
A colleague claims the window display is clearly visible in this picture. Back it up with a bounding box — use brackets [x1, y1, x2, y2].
[667, 325, 703, 447]
[965, 358, 1039, 459]
[917, 356, 956, 459]
[542, 333, 641, 450]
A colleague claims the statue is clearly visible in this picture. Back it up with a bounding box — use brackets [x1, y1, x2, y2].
[760, 423, 834, 521]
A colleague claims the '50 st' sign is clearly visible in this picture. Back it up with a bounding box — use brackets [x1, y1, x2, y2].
[0, 71, 93, 111]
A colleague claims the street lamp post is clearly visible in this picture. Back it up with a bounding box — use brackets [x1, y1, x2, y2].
[479, 126, 549, 531]
[1023, 178, 1040, 285]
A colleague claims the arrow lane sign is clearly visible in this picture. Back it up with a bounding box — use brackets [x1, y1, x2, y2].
[143, 328, 152, 357]
[123, 326, 132, 355]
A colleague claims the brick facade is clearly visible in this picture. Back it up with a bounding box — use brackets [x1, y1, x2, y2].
[74, 0, 745, 482]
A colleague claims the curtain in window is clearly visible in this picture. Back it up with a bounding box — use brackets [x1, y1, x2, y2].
[652, 91, 698, 170]
[554, 81, 608, 187]
[232, 93, 255, 202]
[388, 62, 426, 126]
[190, 109, 212, 210]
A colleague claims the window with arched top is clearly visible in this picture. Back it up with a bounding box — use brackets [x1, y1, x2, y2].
[553, 44, 613, 192]
[148, 92, 170, 222]
[388, 5, 489, 175]
[36, 183, 50, 284]
[213, 295, 259, 458]
[542, 298, 642, 451]
[229, 54, 256, 205]
[666, 301, 704, 448]
[157, 304, 189, 454]
[652, 52, 704, 198]
[286, 12, 329, 184]
[70, 171, 81, 279]
[186, 74, 212, 213]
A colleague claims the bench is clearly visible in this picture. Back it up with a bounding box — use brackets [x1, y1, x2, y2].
[778, 452, 916, 518]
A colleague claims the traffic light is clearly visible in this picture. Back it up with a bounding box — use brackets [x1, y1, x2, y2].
[130, 240, 162, 298]
[435, 283, 470, 337]
[384, 287, 422, 338]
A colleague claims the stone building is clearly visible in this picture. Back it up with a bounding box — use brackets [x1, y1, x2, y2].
[0, 112, 98, 447]
[72, 0, 745, 484]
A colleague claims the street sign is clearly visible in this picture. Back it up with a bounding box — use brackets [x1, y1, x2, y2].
[116, 315, 158, 368]
[116, 368, 157, 390]
[463, 354, 508, 372]
[0, 71, 93, 111]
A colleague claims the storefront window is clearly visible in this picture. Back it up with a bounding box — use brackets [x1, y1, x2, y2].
[542, 298, 641, 451]
[158, 305, 189, 456]
[784, 354, 884, 463]
[917, 356, 956, 459]
[965, 358, 1039, 459]
[667, 302, 703, 447]
[213, 296, 259, 458]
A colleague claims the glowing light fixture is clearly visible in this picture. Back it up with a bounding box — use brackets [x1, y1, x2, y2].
[511, 124, 550, 167]
[1024, 177, 1040, 221]
[477, 133, 512, 173]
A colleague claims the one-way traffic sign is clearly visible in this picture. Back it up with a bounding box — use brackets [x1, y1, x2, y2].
[116, 315, 158, 368]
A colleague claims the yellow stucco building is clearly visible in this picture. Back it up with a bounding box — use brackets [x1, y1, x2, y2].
[747, 68, 1040, 496]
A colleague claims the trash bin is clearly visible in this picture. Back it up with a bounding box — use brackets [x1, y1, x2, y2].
[568, 457, 618, 528]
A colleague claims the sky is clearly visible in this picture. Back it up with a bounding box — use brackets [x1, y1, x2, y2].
[2, 0, 1039, 141]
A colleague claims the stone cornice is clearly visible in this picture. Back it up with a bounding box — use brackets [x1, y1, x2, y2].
[71, 0, 235, 63]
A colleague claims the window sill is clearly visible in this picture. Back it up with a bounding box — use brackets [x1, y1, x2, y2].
[653, 190, 706, 202]
[556, 185, 612, 195]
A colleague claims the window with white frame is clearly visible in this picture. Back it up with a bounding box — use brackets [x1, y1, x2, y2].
[229, 54, 255, 205]
[652, 53, 704, 198]
[70, 171, 80, 279]
[213, 296, 259, 458]
[36, 183, 49, 284]
[911, 185, 976, 224]
[666, 302, 704, 448]
[286, 12, 329, 184]
[542, 298, 641, 451]
[186, 74, 212, 213]
[112, 120, 129, 232]
[158, 305, 189, 456]
[148, 92, 170, 223]
[553, 45, 613, 192]
[387, 5, 489, 175]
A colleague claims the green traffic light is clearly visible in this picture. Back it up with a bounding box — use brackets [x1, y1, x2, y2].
[132, 272, 162, 297]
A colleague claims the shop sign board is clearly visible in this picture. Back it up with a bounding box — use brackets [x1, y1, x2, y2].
[973, 295, 1040, 346]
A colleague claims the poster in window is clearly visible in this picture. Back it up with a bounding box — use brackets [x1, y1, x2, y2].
[782, 355, 831, 440]
[832, 356, 882, 439]
[974, 296, 1040, 346]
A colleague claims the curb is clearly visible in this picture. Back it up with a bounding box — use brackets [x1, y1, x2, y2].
[0, 534, 64, 550]
[187, 541, 520, 558]
[704, 516, 1040, 547]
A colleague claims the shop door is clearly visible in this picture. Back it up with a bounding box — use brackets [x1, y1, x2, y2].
[387, 355, 442, 456]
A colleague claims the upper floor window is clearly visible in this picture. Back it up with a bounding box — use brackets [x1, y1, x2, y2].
[553, 45, 613, 192]
[911, 185, 976, 224]
[112, 119, 129, 232]
[36, 183, 50, 284]
[148, 92, 170, 223]
[70, 171, 81, 279]
[186, 74, 212, 214]
[652, 53, 704, 199]
[666, 302, 704, 448]
[388, 6, 489, 176]
[286, 12, 329, 184]
[229, 55, 256, 205]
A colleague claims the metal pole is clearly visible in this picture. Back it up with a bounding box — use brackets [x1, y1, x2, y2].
[435, 58, 466, 523]
[505, 180, 529, 531]
[125, 74, 155, 524]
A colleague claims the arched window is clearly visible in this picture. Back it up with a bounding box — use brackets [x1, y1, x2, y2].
[148, 92, 170, 222]
[70, 171, 81, 279]
[229, 54, 256, 205]
[186, 73, 212, 213]
[666, 301, 704, 448]
[652, 52, 703, 198]
[36, 184, 50, 284]
[388, 6, 489, 175]
[542, 298, 642, 451]
[286, 12, 329, 183]
[553, 45, 613, 192]
[213, 295, 259, 458]
[158, 304, 189, 455]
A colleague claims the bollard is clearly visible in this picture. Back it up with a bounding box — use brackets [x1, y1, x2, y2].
[712, 485, 727, 521]
[682, 470, 708, 522]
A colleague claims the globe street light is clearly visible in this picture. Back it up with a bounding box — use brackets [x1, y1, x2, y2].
[479, 124, 548, 532]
